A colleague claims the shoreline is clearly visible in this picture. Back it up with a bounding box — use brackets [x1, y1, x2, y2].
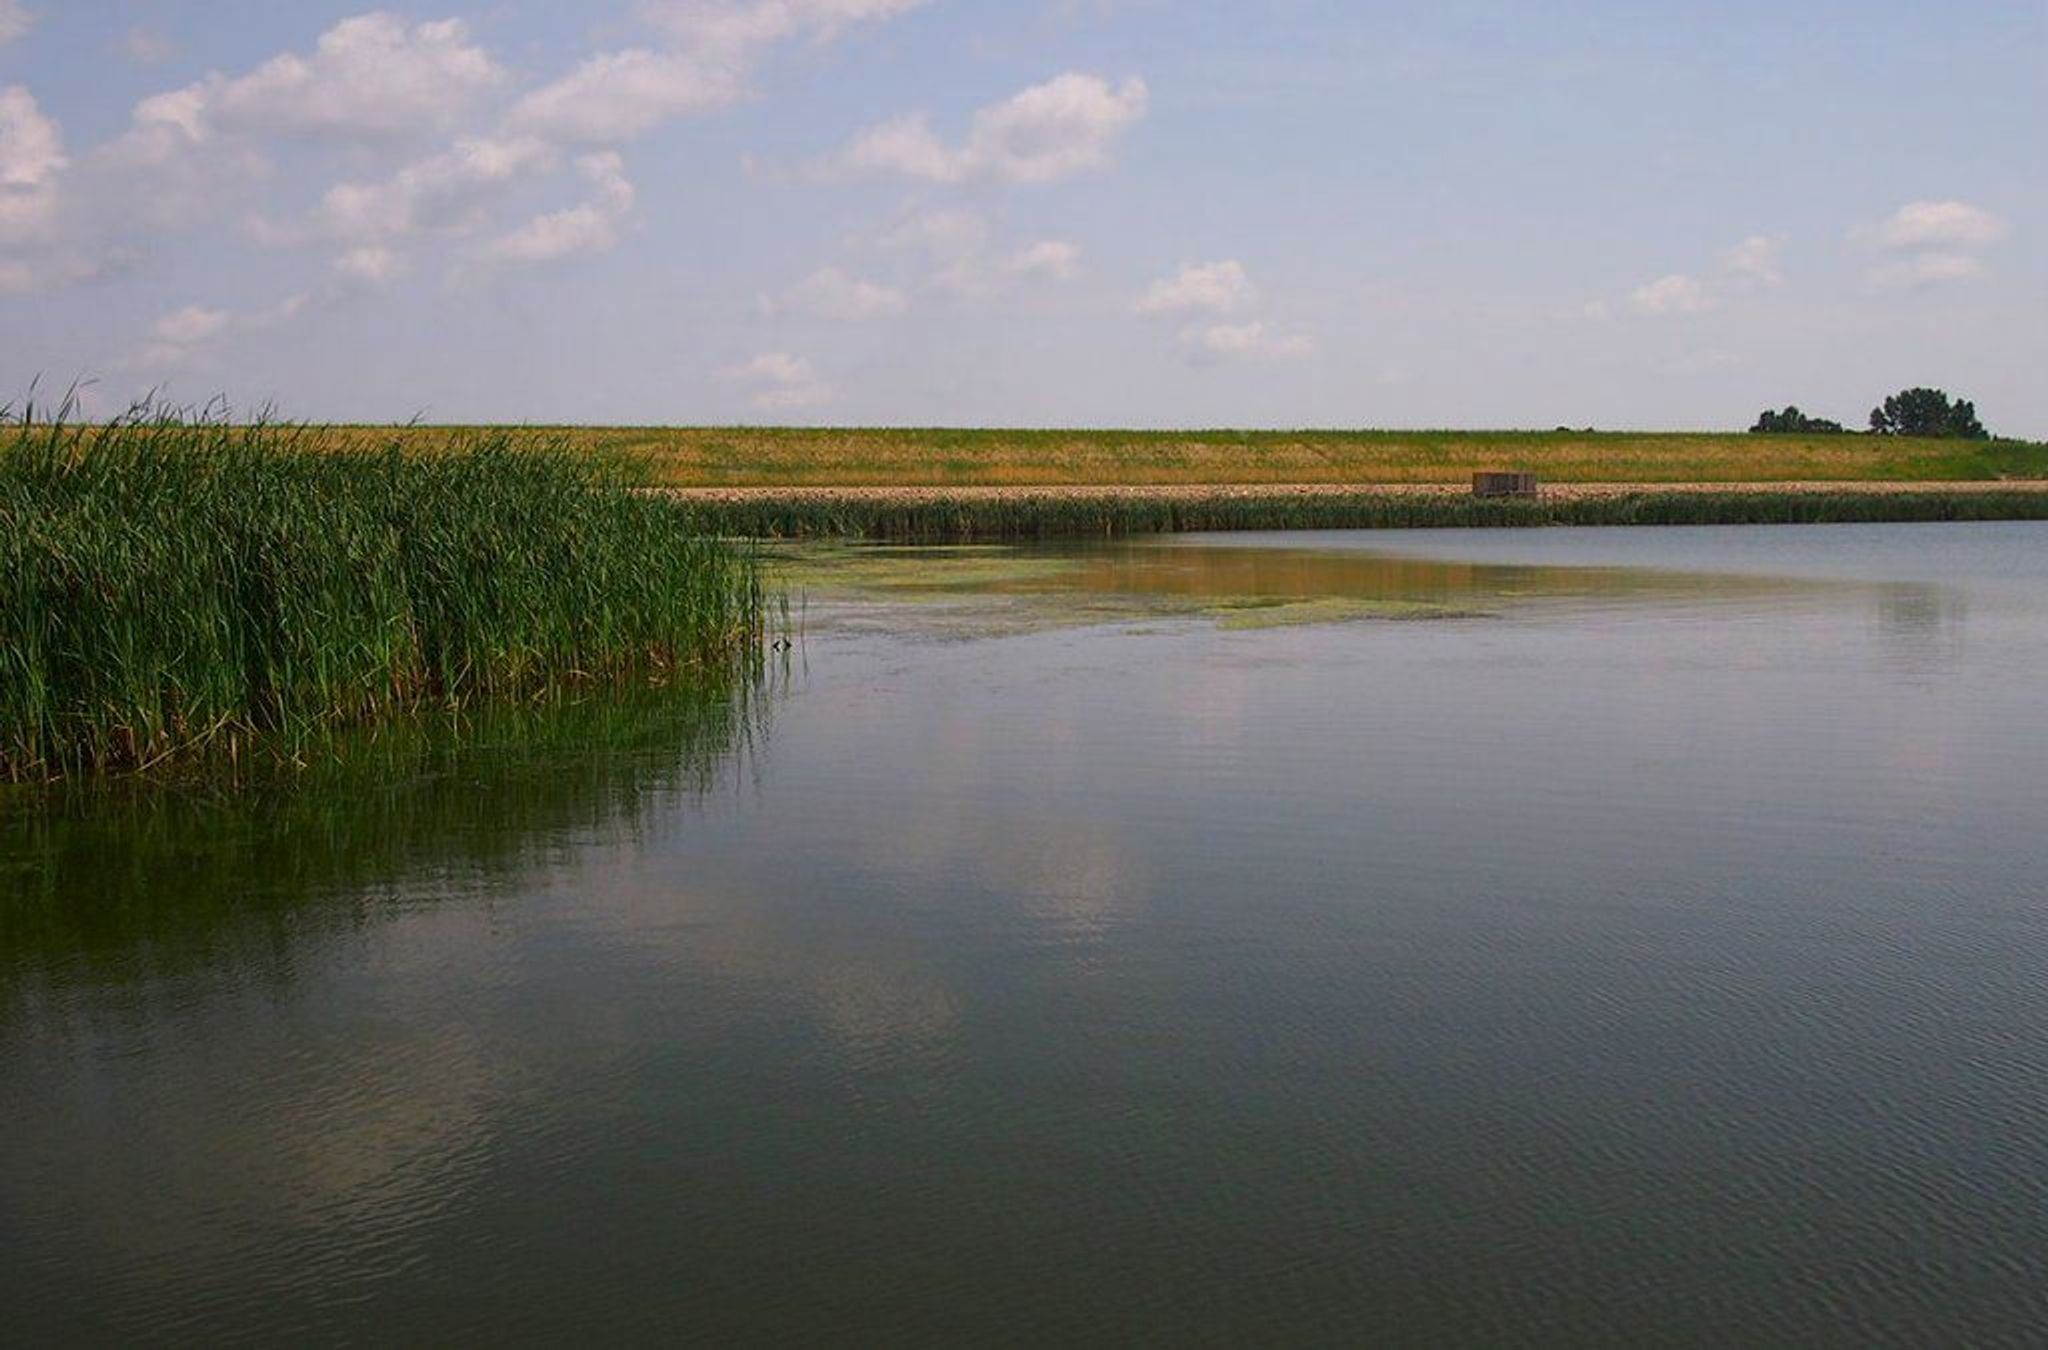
[659, 481, 2048, 541]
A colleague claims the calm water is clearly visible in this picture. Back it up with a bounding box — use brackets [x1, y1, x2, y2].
[6, 523, 2048, 1345]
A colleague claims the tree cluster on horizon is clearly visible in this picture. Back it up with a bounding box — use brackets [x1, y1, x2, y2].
[1752, 387, 1991, 439]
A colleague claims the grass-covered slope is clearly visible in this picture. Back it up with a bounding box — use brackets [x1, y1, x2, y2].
[297, 426, 2048, 488]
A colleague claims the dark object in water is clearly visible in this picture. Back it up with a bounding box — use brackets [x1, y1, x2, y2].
[1474, 471, 1540, 498]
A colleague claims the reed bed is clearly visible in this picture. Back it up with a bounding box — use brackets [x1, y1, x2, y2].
[680, 486, 2048, 543]
[0, 406, 765, 782]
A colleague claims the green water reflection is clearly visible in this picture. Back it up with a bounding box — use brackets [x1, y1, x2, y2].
[0, 677, 766, 997]
[775, 537, 1857, 633]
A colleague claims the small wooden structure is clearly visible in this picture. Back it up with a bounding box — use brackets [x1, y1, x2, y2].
[1473, 471, 1540, 499]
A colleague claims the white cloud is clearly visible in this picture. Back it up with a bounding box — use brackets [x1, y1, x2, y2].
[1002, 239, 1081, 282]
[87, 14, 503, 237]
[1721, 234, 1784, 288]
[1863, 200, 2009, 251]
[1601, 232, 1787, 320]
[153, 304, 233, 347]
[0, 1, 30, 48]
[89, 92, 255, 231]
[208, 14, 504, 141]
[874, 207, 1080, 299]
[333, 245, 406, 285]
[643, 0, 929, 55]
[0, 249, 131, 297]
[1135, 258, 1306, 361]
[763, 265, 910, 318]
[136, 293, 312, 367]
[720, 350, 835, 410]
[1867, 251, 1990, 290]
[508, 49, 744, 145]
[285, 136, 560, 246]
[0, 87, 63, 182]
[0, 85, 64, 244]
[512, 0, 927, 144]
[1180, 320, 1315, 363]
[1856, 200, 2007, 289]
[879, 207, 988, 255]
[1134, 260, 1257, 316]
[1628, 273, 1718, 317]
[100, 84, 212, 176]
[473, 153, 636, 268]
[828, 73, 1148, 183]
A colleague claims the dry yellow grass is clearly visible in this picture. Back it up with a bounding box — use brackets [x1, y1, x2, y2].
[296, 426, 2047, 487]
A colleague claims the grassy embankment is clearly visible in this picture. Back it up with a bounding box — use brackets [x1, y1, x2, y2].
[295, 425, 2048, 487]
[280, 425, 2048, 540]
[0, 413, 766, 782]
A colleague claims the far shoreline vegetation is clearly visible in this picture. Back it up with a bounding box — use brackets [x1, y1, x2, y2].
[1751, 386, 1992, 440]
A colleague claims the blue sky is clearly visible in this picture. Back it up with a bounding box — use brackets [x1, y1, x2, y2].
[1, 0, 2041, 431]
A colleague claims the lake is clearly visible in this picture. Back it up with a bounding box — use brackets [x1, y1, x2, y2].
[6, 522, 2047, 1344]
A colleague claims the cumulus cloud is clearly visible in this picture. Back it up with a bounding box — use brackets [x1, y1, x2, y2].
[0, 1, 30, 48]
[762, 265, 910, 318]
[153, 304, 234, 347]
[1720, 234, 1784, 288]
[826, 73, 1148, 183]
[874, 207, 1081, 299]
[1609, 233, 1787, 318]
[20, 0, 939, 319]
[720, 350, 835, 411]
[1180, 320, 1314, 362]
[513, 0, 927, 144]
[508, 49, 744, 145]
[1132, 258, 1310, 362]
[333, 245, 406, 284]
[1866, 251, 1990, 290]
[206, 14, 504, 141]
[96, 84, 215, 182]
[1628, 273, 1717, 317]
[1133, 260, 1258, 316]
[472, 153, 636, 268]
[1862, 200, 2009, 251]
[0, 85, 64, 245]
[136, 293, 312, 367]
[282, 136, 560, 246]
[0, 249, 132, 297]
[643, 0, 929, 52]
[89, 15, 503, 230]
[1002, 239, 1081, 282]
[1857, 200, 2008, 289]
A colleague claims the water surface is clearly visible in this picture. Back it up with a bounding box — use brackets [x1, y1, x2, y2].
[6, 523, 2047, 1344]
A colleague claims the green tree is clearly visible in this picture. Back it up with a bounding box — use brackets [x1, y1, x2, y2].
[1750, 406, 1846, 434]
[1869, 388, 1989, 439]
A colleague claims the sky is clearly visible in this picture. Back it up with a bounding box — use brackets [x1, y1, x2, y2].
[0, 0, 2041, 432]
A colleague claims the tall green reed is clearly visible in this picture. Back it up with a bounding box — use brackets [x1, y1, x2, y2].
[1, 400, 765, 781]
[688, 488, 2048, 543]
